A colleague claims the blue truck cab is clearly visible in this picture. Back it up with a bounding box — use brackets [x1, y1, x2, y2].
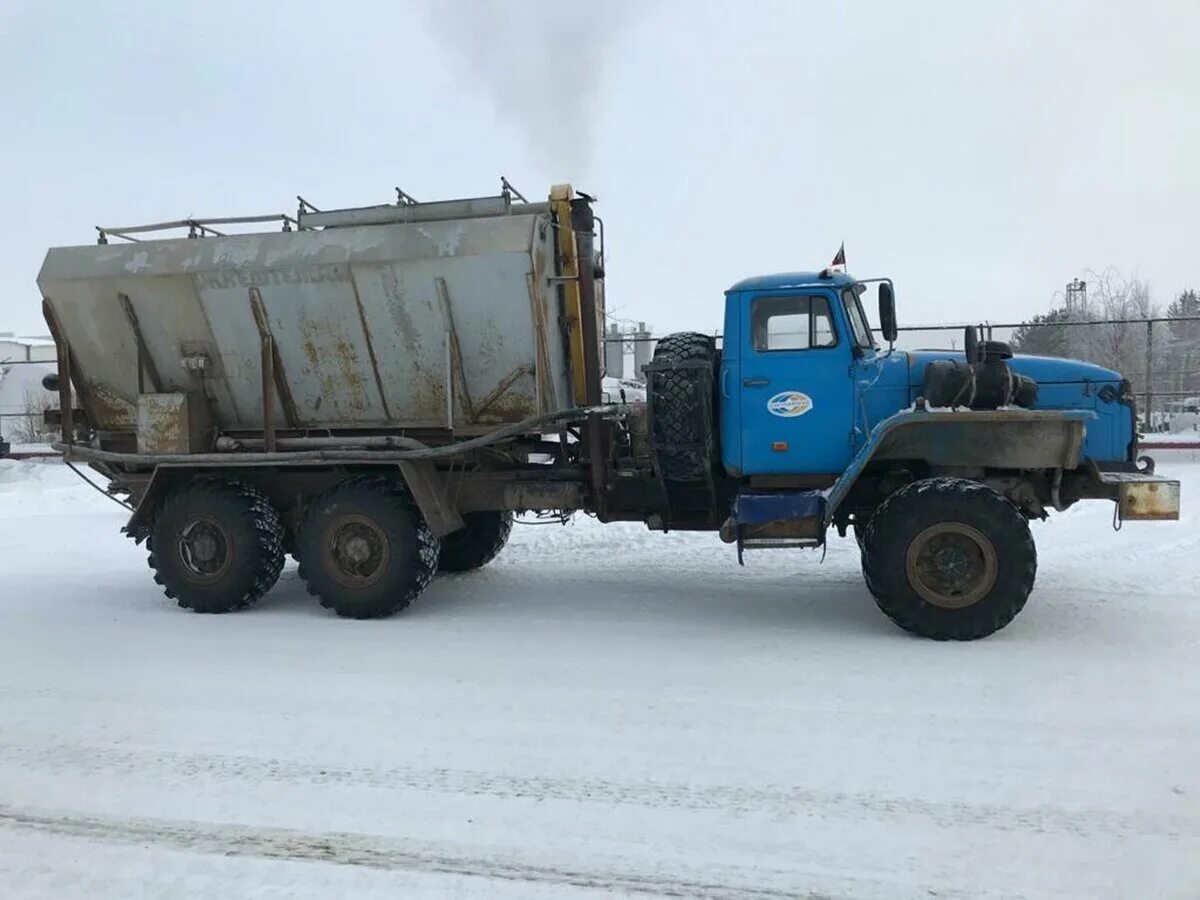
[719, 271, 1136, 478]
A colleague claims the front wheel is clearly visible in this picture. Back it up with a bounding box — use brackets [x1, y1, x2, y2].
[861, 478, 1036, 640]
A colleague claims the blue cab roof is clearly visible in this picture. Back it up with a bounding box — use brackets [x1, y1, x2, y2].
[726, 271, 857, 293]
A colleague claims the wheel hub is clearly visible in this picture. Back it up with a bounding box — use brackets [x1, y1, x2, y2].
[342, 535, 373, 564]
[905, 522, 998, 609]
[324, 515, 390, 588]
[932, 545, 971, 582]
[178, 517, 232, 583]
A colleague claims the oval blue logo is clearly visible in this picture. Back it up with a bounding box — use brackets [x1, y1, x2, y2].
[766, 391, 813, 418]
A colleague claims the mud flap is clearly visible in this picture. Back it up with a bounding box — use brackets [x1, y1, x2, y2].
[397, 460, 464, 537]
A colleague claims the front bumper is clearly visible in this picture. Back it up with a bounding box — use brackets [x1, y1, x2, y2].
[1098, 471, 1181, 521]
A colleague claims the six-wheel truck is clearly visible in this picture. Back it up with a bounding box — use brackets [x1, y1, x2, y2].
[37, 183, 1181, 639]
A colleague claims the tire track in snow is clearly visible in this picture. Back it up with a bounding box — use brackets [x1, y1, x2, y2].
[0, 805, 818, 900]
[1, 740, 1192, 840]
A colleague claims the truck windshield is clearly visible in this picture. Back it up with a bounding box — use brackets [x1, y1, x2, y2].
[843, 286, 876, 349]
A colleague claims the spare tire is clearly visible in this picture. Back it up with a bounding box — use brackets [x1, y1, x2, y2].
[972, 359, 1016, 409]
[646, 332, 717, 481]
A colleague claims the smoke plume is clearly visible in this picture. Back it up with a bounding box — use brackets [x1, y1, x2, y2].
[418, 1, 651, 180]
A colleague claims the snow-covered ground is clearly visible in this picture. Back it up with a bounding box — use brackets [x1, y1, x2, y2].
[1, 455, 1198, 899]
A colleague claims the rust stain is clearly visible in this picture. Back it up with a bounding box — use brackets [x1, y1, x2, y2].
[374, 270, 445, 423]
[379, 266, 423, 359]
[191, 278, 243, 424]
[117, 292, 164, 393]
[86, 381, 138, 428]
[414, 381, 447, 422]
[137, 395, 189, 453]
[296, 312, 371, 419]
[349, 269, 392, 419]
[525, 270, 556, 413]
[1119, 481, 1181, 521]
[472, 387, 536, 425]
[300, 333, 321, 370]
[433, 276, 475, 421]
[248, 288, 301, 428]
[472, 364, 533, 421]
[332, 335, 369, 414]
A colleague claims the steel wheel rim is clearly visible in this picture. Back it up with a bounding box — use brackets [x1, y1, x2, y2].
[905, 522, 998, 609]
[178, 515, 233, 583]
[323, 514, 390, 588]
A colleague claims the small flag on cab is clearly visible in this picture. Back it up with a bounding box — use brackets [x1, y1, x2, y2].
[830, 242, 846, 271]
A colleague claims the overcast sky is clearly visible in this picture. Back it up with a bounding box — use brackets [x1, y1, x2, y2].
[1, 0, 1196, 337]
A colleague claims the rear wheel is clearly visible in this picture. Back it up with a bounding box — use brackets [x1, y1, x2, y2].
[438, 511, 513, 573]
[296, 476, 438, 619]
[148, 479, 284, 613]
[861, 478, 1036, 640]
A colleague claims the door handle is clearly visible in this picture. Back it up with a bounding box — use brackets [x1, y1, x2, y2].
[743, 377, 770, 387]
[721, 367, 732, 398]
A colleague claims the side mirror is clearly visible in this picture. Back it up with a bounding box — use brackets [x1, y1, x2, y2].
[878, 282, 898, 343]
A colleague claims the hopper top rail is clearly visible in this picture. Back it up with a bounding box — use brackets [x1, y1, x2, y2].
[96, 214, 299, 245]
[93, 178, 563, 245]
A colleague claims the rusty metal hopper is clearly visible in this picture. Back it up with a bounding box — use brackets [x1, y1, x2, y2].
[38, 194, 580, 445]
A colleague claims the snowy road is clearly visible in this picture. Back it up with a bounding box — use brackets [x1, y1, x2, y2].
[1, 457, 1198, 899]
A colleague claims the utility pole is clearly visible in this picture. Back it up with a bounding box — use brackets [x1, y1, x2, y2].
[1065, 278, 1089, 361]
[1065, 278, 1087, 317]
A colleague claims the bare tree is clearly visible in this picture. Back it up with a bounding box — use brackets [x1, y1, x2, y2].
[9, 386, 58, 445]
[1085, 268, 1160, 380]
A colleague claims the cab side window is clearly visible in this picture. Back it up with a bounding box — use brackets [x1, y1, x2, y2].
[751, 295, 837, 352]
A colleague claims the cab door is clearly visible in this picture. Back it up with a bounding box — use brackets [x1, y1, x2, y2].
[737, 289, 854, 475]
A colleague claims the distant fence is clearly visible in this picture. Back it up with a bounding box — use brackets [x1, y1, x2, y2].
[4, 318, 1198, 444]
[0, 412, 56, 446]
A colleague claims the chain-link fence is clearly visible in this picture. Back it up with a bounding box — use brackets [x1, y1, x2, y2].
[0, 411, 58, 445]
[5, 317, 1199, 448]
[889, 317, 1200, 432]
[604, 316, 1200, 434]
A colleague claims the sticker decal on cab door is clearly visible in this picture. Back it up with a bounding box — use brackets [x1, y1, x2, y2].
[766, 391, 813, 418]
